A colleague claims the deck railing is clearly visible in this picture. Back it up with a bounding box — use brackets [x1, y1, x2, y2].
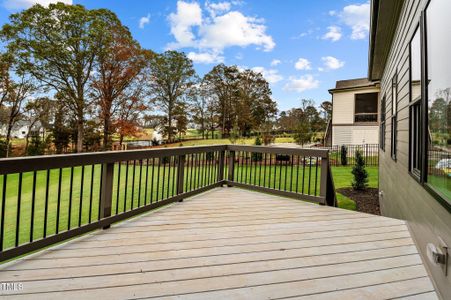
[0, 145, 335, 262]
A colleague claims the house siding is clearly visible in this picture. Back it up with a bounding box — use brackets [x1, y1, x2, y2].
[378, 0, 451, 297]
[331, 86, 379, 146]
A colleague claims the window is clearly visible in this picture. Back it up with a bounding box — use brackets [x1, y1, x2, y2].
[425, 0, 450, 202]
[354, 93, 378, 122]
[391, 73, 398, 160]
[380, 95, 386, 150]
[409, 27, 422, 178]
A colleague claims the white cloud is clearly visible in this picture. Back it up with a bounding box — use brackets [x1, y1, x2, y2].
[251, 66, 283, 84]
[294, 58, 312, 70]
[205, 1, 231, 17]
[187, 51, 224, 64]
[270, 59, 281, 66]
[328, 10, 337, 16]
[340, 2, 370, 40]
[167, 0, 275, 61]
[321, 56, 345, 70]
[284, 75, 319, 93]
[4, 0, 71, 10]
[139, 14, 150, 29]
[322, 26, 342, 42]
[168, 1, 203, 48]
[198, 11, 275, 52]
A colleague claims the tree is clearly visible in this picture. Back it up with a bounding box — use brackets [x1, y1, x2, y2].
[23, 97, 53, 153]
[203, 64, 240, 137]
[148, 51, 196, 142]
[1, 3, 121, 152]
[92, 22, 150, 150]
[52, 99, 72, 154]
[174, 103, 188, 139]
[352, 150, 369, 190]
[115, 93, 147, 146]
[0, 57, 36, 157]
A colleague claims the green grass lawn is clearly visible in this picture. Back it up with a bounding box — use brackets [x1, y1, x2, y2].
[0, 159, 378, 250]
[331, 166, 378, 211]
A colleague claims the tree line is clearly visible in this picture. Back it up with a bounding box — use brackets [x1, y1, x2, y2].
[0, 3, 330, 158]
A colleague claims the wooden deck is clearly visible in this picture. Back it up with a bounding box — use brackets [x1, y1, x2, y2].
[0, 188, 437, 299]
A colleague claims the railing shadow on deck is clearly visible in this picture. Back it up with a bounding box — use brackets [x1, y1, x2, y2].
[0, 145, 336, 262]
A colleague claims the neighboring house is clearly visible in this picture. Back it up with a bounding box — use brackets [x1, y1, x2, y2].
[369, 0, 450, 297]
[0, 121, 43, 139]
[327, 78, 380, 146]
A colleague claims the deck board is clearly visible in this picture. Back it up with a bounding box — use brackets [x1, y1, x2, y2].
[0, 187, 438, 299]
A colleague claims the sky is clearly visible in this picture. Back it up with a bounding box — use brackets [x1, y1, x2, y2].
[0, 0, 371, 111]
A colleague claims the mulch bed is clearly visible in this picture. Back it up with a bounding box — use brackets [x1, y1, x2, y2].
[336, 187, 380, 215]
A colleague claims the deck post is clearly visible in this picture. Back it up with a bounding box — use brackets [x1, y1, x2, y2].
[227, 150, 235, 187]
[319, 154, 329, 206]
[100, 162, 114, 229]
[217, 149, 225, 184]
[177, 154, 186, 202]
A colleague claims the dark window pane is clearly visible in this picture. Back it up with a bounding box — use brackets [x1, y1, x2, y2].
[355, 92, 378, 122]
[426, 0, 451, 201]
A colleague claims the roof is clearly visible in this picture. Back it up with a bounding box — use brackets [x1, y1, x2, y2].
[368, 0, 405, 80]
[328, 78, 379, 94]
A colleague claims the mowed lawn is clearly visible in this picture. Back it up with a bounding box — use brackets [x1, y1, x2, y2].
[0, 161, 378, 250]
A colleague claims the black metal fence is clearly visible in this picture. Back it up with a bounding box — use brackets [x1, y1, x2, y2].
[317, 144, 379, 166]
[0, 145, 335, 262]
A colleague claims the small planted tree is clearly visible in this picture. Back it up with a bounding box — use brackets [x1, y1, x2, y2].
[340, 145, 348, 166]
[252, 136, 263, 161]
[351, 150, 368, 190]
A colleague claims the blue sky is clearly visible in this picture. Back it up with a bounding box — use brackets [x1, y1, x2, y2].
[0, 0, 371, 111]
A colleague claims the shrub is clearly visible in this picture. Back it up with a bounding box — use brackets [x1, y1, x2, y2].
[151, 138, 160, 146]
[27, 133, 47, 156]
[340, 145, 348, 166]
[351, 150, 369, 190]
[0, 140, 8, 158]
[252, 136, 263, 161]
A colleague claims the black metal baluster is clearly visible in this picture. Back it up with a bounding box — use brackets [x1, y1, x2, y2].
[308, 156, 312, 195]
[78, 165, 85, 227]
[43, 170, 50, 238]
[56, 168, 62, 234]
[30, 171, 37, 242]
[278, 155, 283, 190]
[15, 173, 23, 247]
[138, 160, 143, 207]
[284, 158, 288, 191]
[131, 160, 136, 209]
[161, 156, 167, 199]
[273, 154, 277, 189]
[156, 158, 161, 201]
[167, 157, 171, 199]
[115, 163, 121, 214]
[295, 155, 300, 194]
[0, 175, 6, 250]
[258, 153, 262, 186]
[124, 161, 129, 211]
[144, 159, 149, 205]
[302, 156, 306, 194]
[150, 158, 155, 204]
[90, 165, 95, 221]
[98, 164, 103, 220]
[172, 156, 177, 196]
[189, 154, 194, 191]
[67, 167, 74, 231]
[290, 155, 294, 192]
[263, 153, 267, 187]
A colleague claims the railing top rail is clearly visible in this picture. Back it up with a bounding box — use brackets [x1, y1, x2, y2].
[0, 145, 227, 175]
[227, 145, 329, 158]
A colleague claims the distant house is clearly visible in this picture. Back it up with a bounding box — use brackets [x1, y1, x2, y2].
[369, 0, 450, 297]
[0, 121, 43, 139]
[327, 78, 380, 146]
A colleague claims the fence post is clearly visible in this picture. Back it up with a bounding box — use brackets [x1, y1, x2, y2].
[217, 149, 225, 184]
[177, 154, 186, 202]
[227, 150, 235, 187]
[100, 162, 114, 229]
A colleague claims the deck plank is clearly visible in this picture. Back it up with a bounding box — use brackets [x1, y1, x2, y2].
[0, 187, 437, 299]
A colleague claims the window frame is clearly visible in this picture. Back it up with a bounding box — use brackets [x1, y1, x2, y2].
[354, 92, 379, 123]
[408, 1, 451, 212]
[391, 72, 398, 161]
[408, 25, 423, 180]
[380, 95, 386, 151]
